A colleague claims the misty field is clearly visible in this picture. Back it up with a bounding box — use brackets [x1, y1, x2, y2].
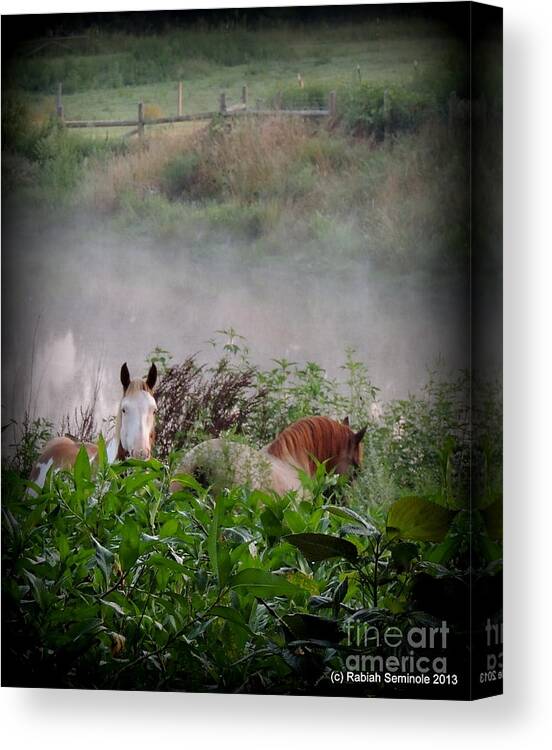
[1, 13, 495, 273]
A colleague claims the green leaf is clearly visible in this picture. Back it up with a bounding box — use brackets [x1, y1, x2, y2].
[340, 523, 378, 537]
[56, 534, 70, 562]
[124, 472, 157, 494]
[283, 509, 306, 534]
[159, 518, 179, 538]
[208, 497, 223, 583]
[74, 444, 92, 503]
[23, 570, 49, 610]
[118, 520, 140, 572]
[386, 496, 455, 542]
[323, 505, 376, 531]
[284, 532, 358, 562]
[229, 568, 304, 598]
[211, 605, 254, 635]
[283, 613, 341, 644]
[145, 554, 187, 573]
[96, 433, 108, 471]
[391, 541, 419, 570]
[170, 472, 206, 494]
[92, 536, 113, 584]
[100, 598, 126, 616]
[260, 507, 285, 539]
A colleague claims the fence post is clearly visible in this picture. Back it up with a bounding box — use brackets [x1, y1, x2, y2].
[241, 84, 248, 106]
[297, 73, 304, 89]
[356, 64, 361, 83]
[56, 82, 64, 123]
[177, 81, 183, 117]
[276, 91, 283, 110]
[138, 101, 144, 141]
[328, 90, 337, 118]
[219, 91, 227, 114]
[383, 89, 390, 140]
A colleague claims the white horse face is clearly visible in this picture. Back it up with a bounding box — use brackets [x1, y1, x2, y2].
[120, 389, 157, 459]
[119, 362, 157, 460]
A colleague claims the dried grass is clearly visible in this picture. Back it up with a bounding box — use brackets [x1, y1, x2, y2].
[80, 122, 206, 212]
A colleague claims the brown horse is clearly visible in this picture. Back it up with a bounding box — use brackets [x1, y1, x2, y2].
[170, 415, 366, 495]
[27, 362, 157, 495]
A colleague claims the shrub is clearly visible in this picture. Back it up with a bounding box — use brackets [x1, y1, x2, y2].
[1, 339, 502, 692]
[341, 82, 438, 139]
[154, 354, 267, 458]
[161, 152, 202, 199]
[269, 82, 329, 111]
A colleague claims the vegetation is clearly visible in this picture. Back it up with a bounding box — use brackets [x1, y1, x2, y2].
[2, 342, 502, 693]
[6, 18, 460, 97]
[0, 17, 485, 273]
[2, 17, 502, 694]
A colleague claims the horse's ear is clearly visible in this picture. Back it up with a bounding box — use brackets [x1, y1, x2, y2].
[342, 416, 350, 427]
[146, 362, 157, 390]
[120, 362, 131, 392]
[353, 425, 367, 444]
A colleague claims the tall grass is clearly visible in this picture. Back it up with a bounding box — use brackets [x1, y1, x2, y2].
[3, 99, 470, 269]
[93, 115, 468, 270]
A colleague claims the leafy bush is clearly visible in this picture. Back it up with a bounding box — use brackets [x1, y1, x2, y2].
[154, 353, 267, 458]
[341, 83, 438, 139]
[2, 441, 501, 692]
[2, 337, 502, 692]
[161, 153, 202, 199]
[268, 82, 329, 111]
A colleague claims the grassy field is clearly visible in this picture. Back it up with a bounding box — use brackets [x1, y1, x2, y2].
[2, 19, 487, 272]
[28, 34, 454, 126]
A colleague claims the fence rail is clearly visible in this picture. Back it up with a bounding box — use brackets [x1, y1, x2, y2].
[55, 81, 334, 138]
[53, 80, 468, 140]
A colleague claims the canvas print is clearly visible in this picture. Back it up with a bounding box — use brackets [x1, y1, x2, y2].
[1, 3, 503, 699]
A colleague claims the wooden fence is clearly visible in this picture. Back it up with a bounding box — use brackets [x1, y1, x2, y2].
[54, 80, 470, 141]
[55, 82, 336, 139]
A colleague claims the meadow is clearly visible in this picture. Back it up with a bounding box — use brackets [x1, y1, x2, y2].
[2, 16, 482, 273]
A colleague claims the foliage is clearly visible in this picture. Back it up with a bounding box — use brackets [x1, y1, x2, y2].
[4, 17, 452, 95]
[2, 441, 502, 692]
[154, 353, 267, 459]
[2, 339, 502, 692]
[2, 413, 54, 477]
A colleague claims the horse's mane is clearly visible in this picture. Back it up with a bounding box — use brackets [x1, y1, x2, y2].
[125, 379, 153, 395]
[266, 416, 353, 475]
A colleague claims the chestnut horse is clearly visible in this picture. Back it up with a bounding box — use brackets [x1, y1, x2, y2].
[170, 415, 366, 495]
[27, 362, 157, 495]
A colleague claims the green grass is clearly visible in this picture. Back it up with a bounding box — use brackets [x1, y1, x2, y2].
[20, 33, 461, 130]
[2, 21, 480, 272]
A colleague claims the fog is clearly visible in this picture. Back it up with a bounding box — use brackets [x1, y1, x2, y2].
[2, 210, 486, 435]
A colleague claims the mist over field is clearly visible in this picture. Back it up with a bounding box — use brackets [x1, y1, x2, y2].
[2, 208, 473, 431]
[1, 5, 502, 441]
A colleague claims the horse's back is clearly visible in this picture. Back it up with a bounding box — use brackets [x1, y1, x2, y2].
[28, 437, 98, 495]
[171, 438, 301, 495]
